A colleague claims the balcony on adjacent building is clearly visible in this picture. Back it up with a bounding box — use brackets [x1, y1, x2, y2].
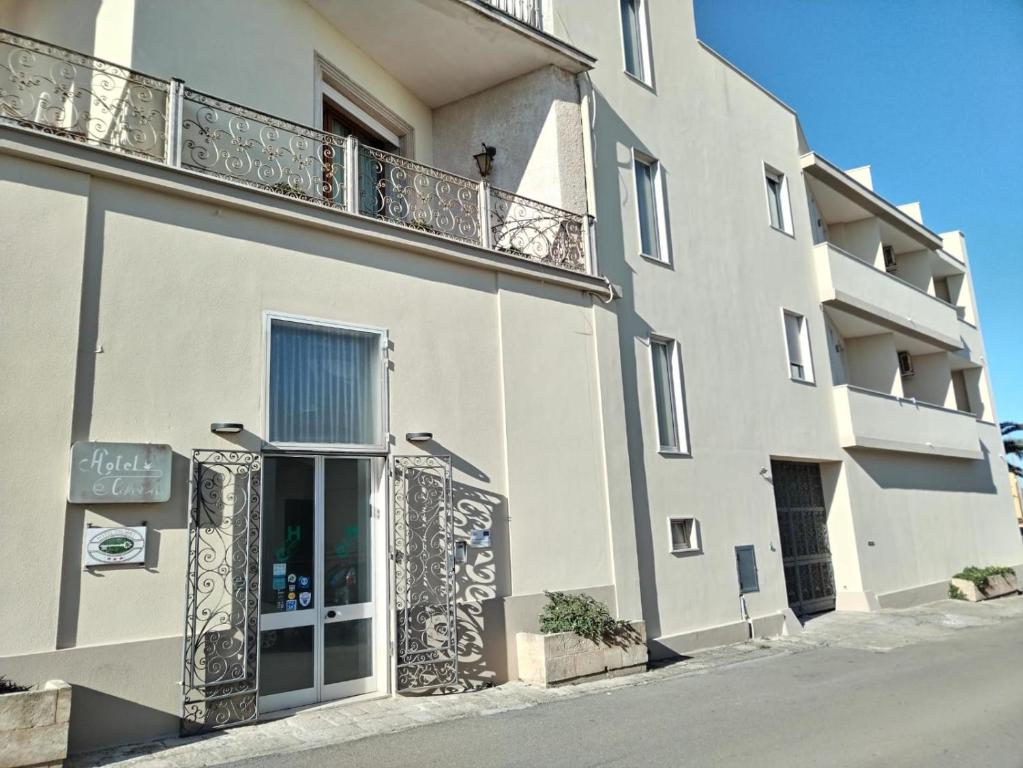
[832, 385, 982, 460]
[0, 28, 595, 276]
[814, 241, 962, 351]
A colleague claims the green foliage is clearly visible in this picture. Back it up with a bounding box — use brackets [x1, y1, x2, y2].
[953, 565, 1016, 589]
[1002, 422, 1023, 476]
[948, 583, 967, 600]
[0, 676, 29, 695]
[538, 591, 628, 643]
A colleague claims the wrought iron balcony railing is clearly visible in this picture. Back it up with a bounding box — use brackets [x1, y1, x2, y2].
[0, 28, 593, 274]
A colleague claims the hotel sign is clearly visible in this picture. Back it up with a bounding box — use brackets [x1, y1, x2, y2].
[68, 442, 172, 503]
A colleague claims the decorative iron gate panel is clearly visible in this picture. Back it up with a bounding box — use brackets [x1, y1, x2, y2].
[392, 455, 458, 691]
[772, 460, 836, 617]
[181, 450, 262, 733]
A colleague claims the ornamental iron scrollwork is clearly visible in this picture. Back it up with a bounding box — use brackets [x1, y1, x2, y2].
[393, 455, 458, 691]
[489, 187, 587, 273]
[181, 88, 346, 208]
[0, 28, 597, 277]
[181, 450, 262, 734]
[0, 29, 168, 159]
[359, 146, 481, 246]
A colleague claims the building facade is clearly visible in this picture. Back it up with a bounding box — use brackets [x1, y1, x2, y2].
[0, 0, 1019, 753]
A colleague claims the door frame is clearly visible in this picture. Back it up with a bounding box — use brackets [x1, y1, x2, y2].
[256, 454, 391, 715]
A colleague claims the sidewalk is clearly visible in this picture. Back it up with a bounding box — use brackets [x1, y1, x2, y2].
[71, 595, 1023, 768]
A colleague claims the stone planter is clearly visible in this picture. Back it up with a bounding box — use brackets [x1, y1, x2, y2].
[0, 680, 71, 768]
[517, 621, 647, 687]
[951, 572, 1020, 602]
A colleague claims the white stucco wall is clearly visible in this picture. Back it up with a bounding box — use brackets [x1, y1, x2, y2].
[0, 157, 90, 655]
[0, 146, 615, 654]
[432, 66, 588, 213]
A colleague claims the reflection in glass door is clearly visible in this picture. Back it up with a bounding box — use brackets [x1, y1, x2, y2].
[258, 456, 384, 714]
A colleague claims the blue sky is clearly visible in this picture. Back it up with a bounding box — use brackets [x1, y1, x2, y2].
[694, 0, 1022, 423]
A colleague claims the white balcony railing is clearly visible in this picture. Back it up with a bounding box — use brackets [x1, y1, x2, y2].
[814, 242, 961, 349]
[0, 28, 591, 274]
[481, 0, 544, 29]
[832, 384, 981, 460]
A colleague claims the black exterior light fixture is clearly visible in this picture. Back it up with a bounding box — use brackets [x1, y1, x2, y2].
[473, 143, 497, 179]
[210, 422, 244, 434]
[405, 432, 433, 443]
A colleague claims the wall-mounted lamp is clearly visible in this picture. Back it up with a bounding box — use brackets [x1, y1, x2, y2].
[405, 432, 433, 443]
[473, 143, 497, 179]
[759, 467, 771, 479]
[210, 422, 244, 434]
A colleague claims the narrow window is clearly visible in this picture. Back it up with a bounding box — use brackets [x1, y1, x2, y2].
[783, 311, 814, 383]
[620, 0, 651, 83]
[650, 337, 688, 453]
[634, 154, 667, 262]
[268, 317, 386, 447]
[765, 167, 792, 234]
[933, 276, 952, 303]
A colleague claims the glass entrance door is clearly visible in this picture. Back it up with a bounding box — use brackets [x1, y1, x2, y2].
[258, 456, 384, 714]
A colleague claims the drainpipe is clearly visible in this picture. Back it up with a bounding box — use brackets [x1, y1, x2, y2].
[740, 594, 756, 640]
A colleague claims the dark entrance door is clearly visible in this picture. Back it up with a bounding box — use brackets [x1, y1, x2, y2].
[771, 460, 836, 617]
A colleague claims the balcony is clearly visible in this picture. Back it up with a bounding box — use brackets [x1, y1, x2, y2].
[0, 29, 593, 275]
[832, 385, 982, 460]
[305, 0, 595, 108]
[483, 0, 544, 28]
[814, 242, 961, 350]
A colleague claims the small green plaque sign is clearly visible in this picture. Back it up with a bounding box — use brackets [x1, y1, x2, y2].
[83, 526, 147, 567]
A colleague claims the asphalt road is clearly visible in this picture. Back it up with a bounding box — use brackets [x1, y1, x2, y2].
[228, 619, 1023, 768]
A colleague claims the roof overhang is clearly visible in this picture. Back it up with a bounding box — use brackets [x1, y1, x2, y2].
[307, 0, 596, 108]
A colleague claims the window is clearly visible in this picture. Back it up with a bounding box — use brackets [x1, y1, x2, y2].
[668, 517, 700, 554]
[933, 276, 952, 303]
[783, 311, 814, 383]
[764, 166, 792, 234]
[634, 153, 668, 262]
[620, 0, 651, 84]
[735, 546, 759, 594]
[267, 316, 386, 448]
[649, 336, 688, 453]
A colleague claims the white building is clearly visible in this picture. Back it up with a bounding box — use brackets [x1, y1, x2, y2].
[0, 0, 1019, 753]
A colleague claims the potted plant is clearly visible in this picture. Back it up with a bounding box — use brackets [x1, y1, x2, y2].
[516, 591, 647, 686]
[0, 677, 72, 768]
[949, 565, 1020, 602]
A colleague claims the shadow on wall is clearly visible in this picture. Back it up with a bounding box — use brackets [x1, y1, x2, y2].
[397, 443, 511, 694]
[67, 687, 180, 755]
[847, 444, 997, 494]
[586, 86, 665, 638]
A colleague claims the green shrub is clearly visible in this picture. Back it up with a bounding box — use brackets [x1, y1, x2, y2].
[948, 583, 966, 600]
[953, 565, 1016, 589]
[538, 591, 628, 643]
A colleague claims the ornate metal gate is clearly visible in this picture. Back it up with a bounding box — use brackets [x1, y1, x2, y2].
[181, 450, 262, 733]
[392, 455, 458, 691]
[772, 460, 836, 617]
